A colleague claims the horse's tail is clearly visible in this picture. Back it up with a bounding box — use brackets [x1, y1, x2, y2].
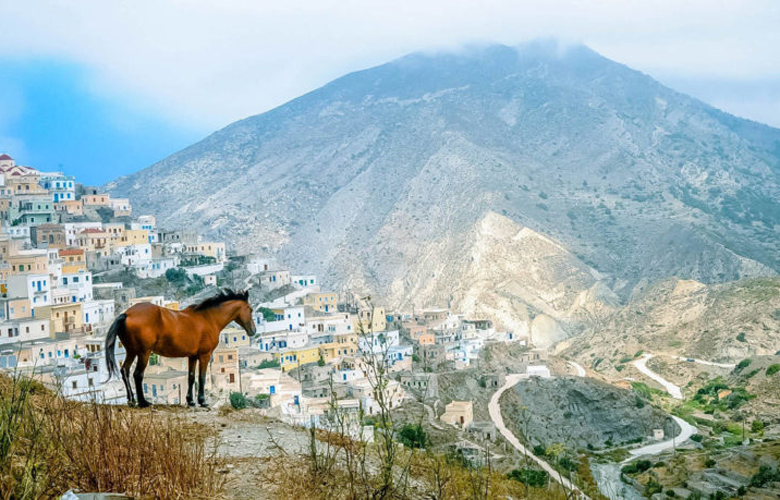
[105, 313, 127, 382]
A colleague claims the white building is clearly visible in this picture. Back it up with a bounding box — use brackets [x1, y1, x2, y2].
[117, 243, 152, 268]
[292, 275, 317, 288]
[60, 269, 94, 303]
[0, 318, 50, 345]
[137, 257, 177, 279]
[6, 273, 51, 309]
[258, 330, 308, 352]
[257, 305, 306, 334]
[63, 222, 102, 246]
[357, 330, 400, 355]
[82, 299, 115, 331]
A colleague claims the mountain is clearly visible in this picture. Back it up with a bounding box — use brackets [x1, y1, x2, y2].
[108, 40, 780, 332]
[561, 277, 780, 368]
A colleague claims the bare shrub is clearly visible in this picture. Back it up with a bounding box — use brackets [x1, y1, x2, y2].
[0, 372, 224, 499]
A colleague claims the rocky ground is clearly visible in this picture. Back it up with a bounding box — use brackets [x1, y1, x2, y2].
[500, 376, 679, 452]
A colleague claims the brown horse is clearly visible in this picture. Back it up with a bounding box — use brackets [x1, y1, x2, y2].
[105, 289, 256, 408]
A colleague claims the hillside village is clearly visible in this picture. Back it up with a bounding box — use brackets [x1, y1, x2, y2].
[5, 146, 780, 499]
[0, 151, 546, 428]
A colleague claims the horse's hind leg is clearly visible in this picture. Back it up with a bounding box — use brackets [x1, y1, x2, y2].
[121, 351, 137, 405]
[134, 351, 151, 408]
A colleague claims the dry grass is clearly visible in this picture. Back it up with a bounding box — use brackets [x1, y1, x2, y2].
[0, 372, 225, 499]
[259, 444, 570, 500]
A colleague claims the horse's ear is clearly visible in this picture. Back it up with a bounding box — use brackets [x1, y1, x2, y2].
[242, 290, 249, 301]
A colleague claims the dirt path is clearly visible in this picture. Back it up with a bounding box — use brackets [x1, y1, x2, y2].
[488, 374, 590, 499]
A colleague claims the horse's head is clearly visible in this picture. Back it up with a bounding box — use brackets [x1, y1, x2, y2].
[234, 290, 257, 337]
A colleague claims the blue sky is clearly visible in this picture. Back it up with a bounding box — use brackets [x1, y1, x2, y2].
[0, 59, 202, 185]
[0, 1, 778, 186]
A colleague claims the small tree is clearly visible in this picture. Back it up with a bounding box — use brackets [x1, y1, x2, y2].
[229, 392, 246, 410]
[398, 424, 426, 449]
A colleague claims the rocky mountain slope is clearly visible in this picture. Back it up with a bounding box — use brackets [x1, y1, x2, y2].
[108, 40, 780, 331]
[562, 277, 780, 369]
[501, 376, 679, 450]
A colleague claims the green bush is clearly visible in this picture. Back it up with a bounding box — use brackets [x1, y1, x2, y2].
[533, 445, 547, 457]
[644, 479, 662, 496]
[397, 424, 426, 449]
[621, 464, 636, 474]
[229, 392, 247, 410]
[766, 364, 780, 376]
[751, 420, 765, 433]
[257, 307, 277, 322]
[165, 267, 188, 284]
[690, 434, 703, 442]
[735, 358, 752, 372]
[507, 468, 548, 488]
[636, 460, 652, 472]
[558, 456, 578, 472]
[258, 359, 280, 369]
[704, 458, 716, 468]
[750, 464, 780, 487]
[736, 332, 747, 342]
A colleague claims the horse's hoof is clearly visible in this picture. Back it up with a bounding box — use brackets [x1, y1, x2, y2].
[187, 401, 196, 407]
[199, 402, 209, 408]
[137, 401, 151, 409]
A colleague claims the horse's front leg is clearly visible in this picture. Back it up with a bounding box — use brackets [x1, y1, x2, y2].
[186, 356, 197, 407]
[197, 352, 211, 407]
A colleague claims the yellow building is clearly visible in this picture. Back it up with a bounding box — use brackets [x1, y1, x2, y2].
[220, 327, 253, 348]
[35, 303, 84, 335]
[6, 252, 48, 275]
[54, 199, 83, 216]
[6, 173, 46, 194]
[116, 229, 149, 247]
[273, 345, 320, 372]
[59, 248, 87, 274]
[354, 306, 387, 333]
[318, 341, 358, 364]
[2, 298, 32, 320]
[82, 194, 111, 206]
[75, 228, 110, 253]
[163, 300, 180, 310]
[303, 292, 339, 313]
[103, 223, 126, 243]
[185, 242, 226, 262]
[334, 331, 358, 345]
[212, 346, 240, 390]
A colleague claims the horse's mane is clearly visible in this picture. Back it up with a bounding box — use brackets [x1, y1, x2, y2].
[191, 289, 249, 311]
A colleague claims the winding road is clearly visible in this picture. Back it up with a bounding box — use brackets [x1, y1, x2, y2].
[631, 354, 683, 400]
[488, 374, 590, 499]
[623, 353, 700, 460]
[671, 355, 736, 369]
[567, 360, 586, 377]
[626, 415, 697, 460]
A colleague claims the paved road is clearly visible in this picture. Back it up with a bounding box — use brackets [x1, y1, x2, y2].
[488, 374, 590, 499]
[671, 355, 736, 369]
[568, 360, 586, 377]
[626, 415, 697, 459]
[631, 354, 683, 400]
